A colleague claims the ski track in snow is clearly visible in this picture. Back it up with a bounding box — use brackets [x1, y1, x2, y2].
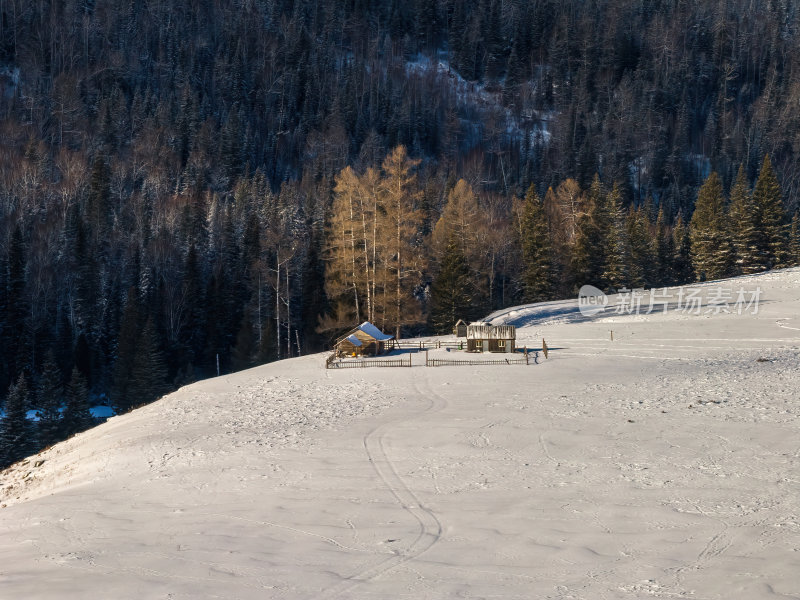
[321, 370, 445, 597]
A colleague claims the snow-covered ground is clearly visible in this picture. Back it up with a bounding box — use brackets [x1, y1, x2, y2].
[2, 270, 800, 599]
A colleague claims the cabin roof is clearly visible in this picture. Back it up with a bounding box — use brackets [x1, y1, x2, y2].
[335, 321, 394, 346]
[344, 335, 362, 347]
[466, 323, 516, 340]
[356, 321, 394, 341]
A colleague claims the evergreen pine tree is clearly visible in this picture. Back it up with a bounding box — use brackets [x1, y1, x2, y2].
[0, 245, 7, 395]
[586, 174, 610, 286]
[37, 352, 64, 449]
[429, 234, 474, 334]
[300, 230, 327, 353]
[232, 314, 257, 372]
[519, 185, 555, 302]
[601, 184, 630, 290]
[484, 0, 505, 80]
[73, 333, 92, 388]
[5, 225, 27, 383]
[128, 317, 168, 408]
[652, 208, 674, 285]
[112, 288, 140, 413]
[503, 39, 525, 101]
[0, 374, 31, 468]
[627, 206, 655, 288]
[62, 367, 92, 437]
[70, 211, 99, 335]
[180, 245, 206, 371]
[672, 214, 694, 284]
[569, 208, 602, 292]
[690, 172, 734, 281]
[752, 155, 789, 269]
[86, 155, 111, 241]
[790, 212, 800, 267]
[728, 165, 762, 273]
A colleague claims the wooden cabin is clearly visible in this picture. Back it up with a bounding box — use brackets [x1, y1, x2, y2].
[466, 322, 516, 353]
[453, 319, 468, 337]
[334, 322, 394, 357]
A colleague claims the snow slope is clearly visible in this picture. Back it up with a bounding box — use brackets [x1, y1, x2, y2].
[2, 270, 800, 599]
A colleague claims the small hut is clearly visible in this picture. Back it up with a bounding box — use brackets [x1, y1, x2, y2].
[453, 319, 468, 337]
[466, 322, 516, 353]
[334, 322, 394, 357]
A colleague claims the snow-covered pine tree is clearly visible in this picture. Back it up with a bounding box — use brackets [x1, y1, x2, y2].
[752, 155, 789, 269]
[62, 367, 92, 437]
[0, 374, 31, 468]
[728, 165, 763, 273]
[690, 172, 733, 281]
[601, 183, 630, 291]
[519, 185, 555, 302]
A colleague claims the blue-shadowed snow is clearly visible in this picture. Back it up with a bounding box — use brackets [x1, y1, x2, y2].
[89, 406, 115, 419]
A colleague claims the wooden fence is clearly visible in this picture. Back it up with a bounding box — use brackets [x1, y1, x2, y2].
[394, 340, 466, 350]
[325, 353, 412, 369]
[425, 350, 534, 367]
[325, 343, 546, 369]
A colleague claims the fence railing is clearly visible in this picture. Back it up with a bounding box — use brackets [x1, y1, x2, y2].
[425, 350, 534, 367]
[325, 353, 412, 369]
[325, 344, 545, 368]
[392, 340, 465, 350]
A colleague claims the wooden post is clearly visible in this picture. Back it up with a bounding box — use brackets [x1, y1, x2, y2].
[542, 339, 549, 359]
[610, 330, 614, 341]
[425, 350, 429, 367]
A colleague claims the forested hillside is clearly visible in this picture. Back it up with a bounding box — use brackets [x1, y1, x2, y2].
[3, 1, 800, 462]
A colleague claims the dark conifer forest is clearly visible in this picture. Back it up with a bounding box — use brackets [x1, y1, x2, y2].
[3, 1, 800, 464]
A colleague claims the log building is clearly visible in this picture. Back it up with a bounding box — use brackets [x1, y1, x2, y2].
[466, 323, 516, 353]
[334, 322, 394, 357]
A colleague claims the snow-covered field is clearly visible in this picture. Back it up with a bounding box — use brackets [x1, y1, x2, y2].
[2, 270, 800, 599]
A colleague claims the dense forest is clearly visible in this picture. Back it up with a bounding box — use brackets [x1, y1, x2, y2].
[3, 1, 800, 465]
